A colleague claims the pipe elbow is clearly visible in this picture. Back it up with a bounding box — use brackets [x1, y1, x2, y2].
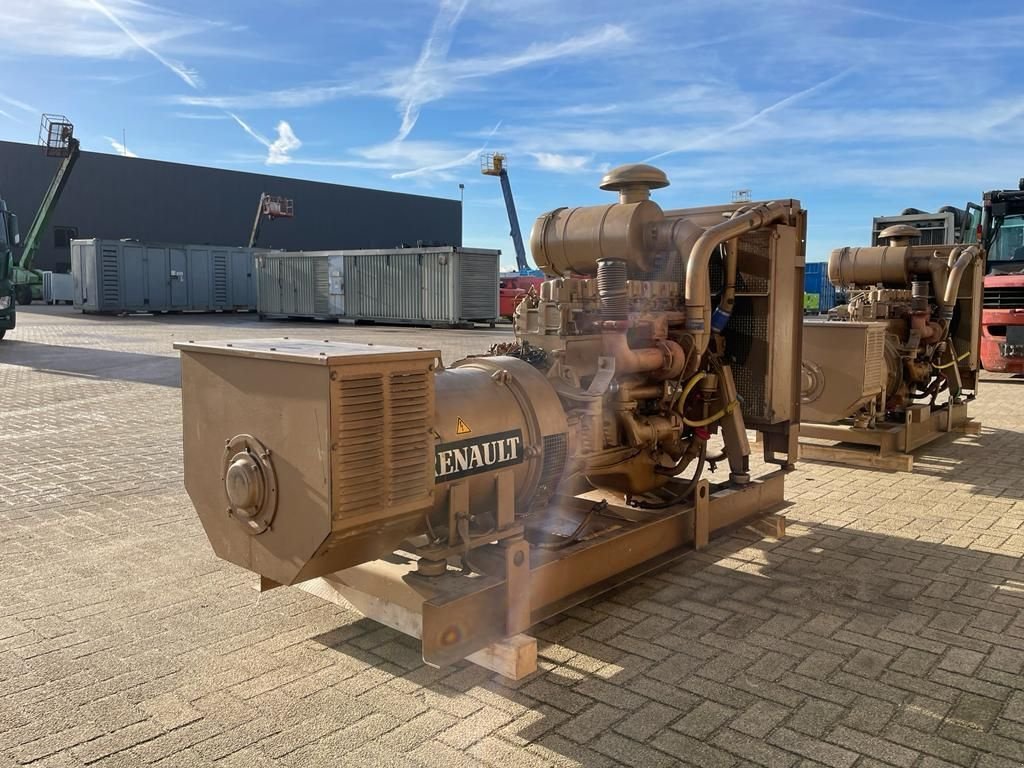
[942, 245, 980, 311]
[681, 202, 791, 362]
[602, 332, 685, 379]
[684, 201, 789, 306]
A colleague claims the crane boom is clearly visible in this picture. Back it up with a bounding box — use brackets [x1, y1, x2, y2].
[481, 153, 533, 273]
[19, 136, 80, 271]
[249, 193, 267, 249]
[498, 169, 528, 273]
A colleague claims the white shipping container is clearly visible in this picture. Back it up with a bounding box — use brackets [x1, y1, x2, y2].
[256, 246, 500, 327]
[42, 271, 74, 304]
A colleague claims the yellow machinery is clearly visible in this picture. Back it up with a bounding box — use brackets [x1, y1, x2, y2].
[177, 164, 806, 667]
[800, 225, 984, 470]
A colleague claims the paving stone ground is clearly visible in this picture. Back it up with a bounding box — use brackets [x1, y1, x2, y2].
[2, 305, 1024, 768]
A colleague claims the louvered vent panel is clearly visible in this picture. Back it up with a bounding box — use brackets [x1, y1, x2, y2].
[459, 252, 498, 320]
[388, 371, 431, 503]
[333, 374, 385, 512]
[213, 253, 228, 305]
[330, 360, 434, 521]
[314, 259, 330, 315]
[862, 325, 886, 397]
[101, 247, 119, 306]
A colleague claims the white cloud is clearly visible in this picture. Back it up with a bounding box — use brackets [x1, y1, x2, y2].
[395, 0, 469, 142]
[389, 120, 502, 179]
[168, 20, 631, 141]
[172, 112, 230, 121]
[266, 122, 301, 165]
[105, 136, 138, 157]
[391, 147, 479, 179]
[384, 22, 628, 143]
[227, 113, 301, 165]
[530, 152, 592, 174]
[645, 68, 854, 162]
[174, 83, 356, 111]
[441, 24, 628, 80]
[227, 112, 266, 146]
[0, 94, 38, 114]
[86, 0, 201, 87]
[0, 1, 214, 82]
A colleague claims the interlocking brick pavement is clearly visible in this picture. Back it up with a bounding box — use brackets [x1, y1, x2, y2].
[2, 305, 1024, 767]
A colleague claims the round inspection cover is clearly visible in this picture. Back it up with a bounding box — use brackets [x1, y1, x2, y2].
[222, 434, 278, 535]
[801, 360, 826, 404]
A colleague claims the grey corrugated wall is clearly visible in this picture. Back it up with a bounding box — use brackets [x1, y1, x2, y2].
[0, 140, 462, 273]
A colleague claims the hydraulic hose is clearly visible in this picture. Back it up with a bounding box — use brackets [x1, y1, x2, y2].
[933, 350, 970, 370]
[683, 401, 738, 428]
[671, 371, 707, 410]
[710, 237, 739, 334]
[670, 370, 738, 427]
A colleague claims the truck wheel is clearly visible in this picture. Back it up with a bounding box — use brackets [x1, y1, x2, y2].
[15, 286, 32, 305]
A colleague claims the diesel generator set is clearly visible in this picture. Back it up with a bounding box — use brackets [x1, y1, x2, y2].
[177, 164, 809, 666]
[801, 224, 984, 470]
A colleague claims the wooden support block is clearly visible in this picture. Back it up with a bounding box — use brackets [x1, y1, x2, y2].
[956, 420, 982, 436]
[799, 442, 913, 472]
[746, 514, 786, 540]
[465, 634, 537, 680]
[908, 404, 929, 424]
[291, 574, 538, 680]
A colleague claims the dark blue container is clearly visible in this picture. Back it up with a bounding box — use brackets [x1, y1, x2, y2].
[803, 262, 837, 313]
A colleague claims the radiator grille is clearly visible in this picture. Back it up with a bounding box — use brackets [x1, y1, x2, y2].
[736, 231, 771, 294]
[101, 246, 119, 306]
[726, 305, 770, 422]
[724, 230, 776, 422]
[533, 433, 568, 510]
[984, 285, 1024, 309]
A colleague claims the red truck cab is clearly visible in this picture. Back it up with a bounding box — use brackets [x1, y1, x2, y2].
[499, 273, 543, 319]
[970, 184, 1024, 372]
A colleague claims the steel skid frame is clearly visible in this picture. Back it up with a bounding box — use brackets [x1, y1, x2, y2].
[798, 401, 980, 472]
[274, 466, 788, 678]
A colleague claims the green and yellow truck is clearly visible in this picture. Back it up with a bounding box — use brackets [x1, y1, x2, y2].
[0, 197, 19, 340]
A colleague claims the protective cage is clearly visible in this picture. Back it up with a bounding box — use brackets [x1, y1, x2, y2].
[40, 114, 75, 158]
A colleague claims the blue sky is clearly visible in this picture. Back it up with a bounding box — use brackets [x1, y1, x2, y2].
[1, 0, 1023, 269]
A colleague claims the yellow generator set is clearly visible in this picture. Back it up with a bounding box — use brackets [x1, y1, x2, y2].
[176, 164, 806, 668]
[800, 224, 984, 471]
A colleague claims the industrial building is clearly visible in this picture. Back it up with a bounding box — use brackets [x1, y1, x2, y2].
[0, 139, 462, 274]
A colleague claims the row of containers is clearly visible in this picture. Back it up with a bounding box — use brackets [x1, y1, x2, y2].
[69, 239, 502, 327]
[803, 261, 839, 314]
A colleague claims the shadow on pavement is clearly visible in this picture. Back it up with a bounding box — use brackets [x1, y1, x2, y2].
[912, 425, 1024, 501]
[307, 513, 1024, 767]
[0, 340, 180, 387]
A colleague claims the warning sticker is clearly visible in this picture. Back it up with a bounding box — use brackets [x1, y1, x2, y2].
[456, 417, 472, 435]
